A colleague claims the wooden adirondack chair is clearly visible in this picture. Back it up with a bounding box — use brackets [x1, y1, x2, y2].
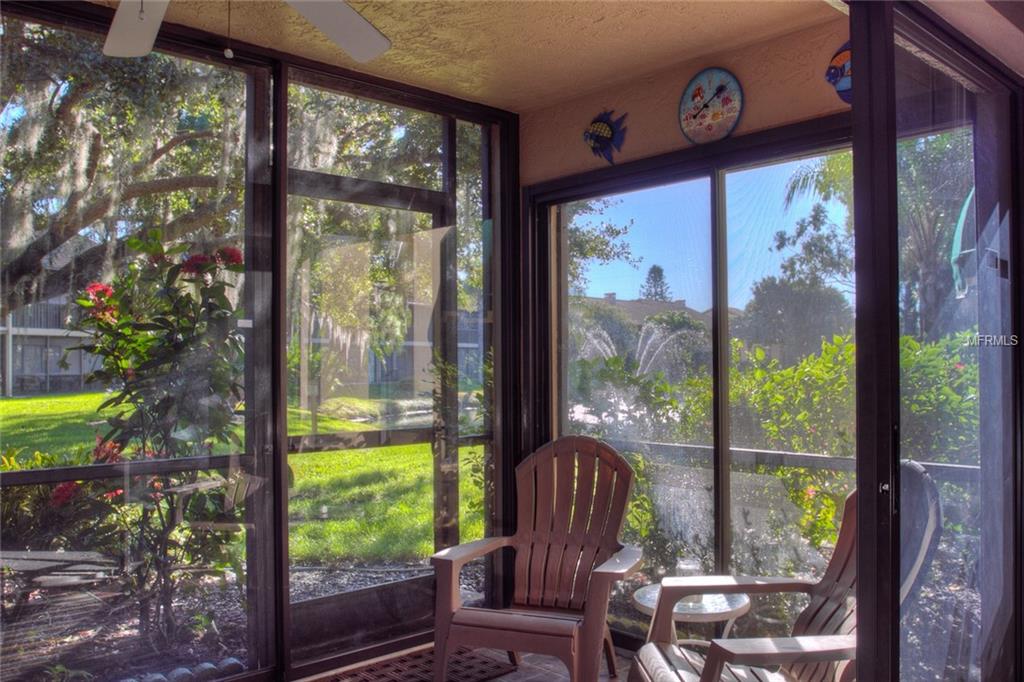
[431, 436, 643, 681]
[629, 460, 942, 682]
[168, 471, 263, 531]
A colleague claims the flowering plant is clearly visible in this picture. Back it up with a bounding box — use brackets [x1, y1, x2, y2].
[63, 230, 247, 640]
[69, 231, 245, 460]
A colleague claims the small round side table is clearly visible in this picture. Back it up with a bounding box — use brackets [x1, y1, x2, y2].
[631, 584, 751, 637]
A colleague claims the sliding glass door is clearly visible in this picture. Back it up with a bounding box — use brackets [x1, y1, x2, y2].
[549, 140, 859, 643]
[553, 178, 713, 638]
[725, 151, 855, 636]
[284, 71, 496, 666]
[892, 10, 1017, 681]
[852, 3, 1021, 679]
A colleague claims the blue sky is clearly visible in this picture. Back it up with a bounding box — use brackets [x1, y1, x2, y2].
[574, 156, 849, 311]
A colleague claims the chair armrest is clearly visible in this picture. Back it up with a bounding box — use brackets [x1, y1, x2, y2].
[699, 634, 855, 682]
[660, 574, 816, 596]
[580, 545, 643, 656]
[164, 479, 227, 524]
[585, 545, 644, 615]
[164, 479, 225, 497]
[648, 575, 815, 645]
[430, 536, 513, 571]
[432, 536, 513, 618]
[592, 545, 643, 583]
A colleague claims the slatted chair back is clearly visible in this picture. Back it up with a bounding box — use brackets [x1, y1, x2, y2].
[787, 460, 941, 682]
[511, 436, 634, 611]
[898, 460, 942, 606]
[786, 490, 857, 682]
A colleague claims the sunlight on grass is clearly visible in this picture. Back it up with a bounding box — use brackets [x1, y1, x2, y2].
[286, 406, 365, 435]
[288, 444, 485, 564]
[2, 391, 489, 566]
[0, 392, 111, 454]
[0, 391, 367, 458]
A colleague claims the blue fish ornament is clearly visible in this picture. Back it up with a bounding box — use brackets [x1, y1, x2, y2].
[583, 110, 628, 164]
[826, 42, 852, 104]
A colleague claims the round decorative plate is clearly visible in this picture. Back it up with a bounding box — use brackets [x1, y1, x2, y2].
[679, 67, 744, 145]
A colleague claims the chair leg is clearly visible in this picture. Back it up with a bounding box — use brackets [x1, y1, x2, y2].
[626, 655, 651, 682]
[507, 651, 522, 666]
[434, 630, 451, 682]
[565, 653, 581, 682]
[603, 625, 618, 677]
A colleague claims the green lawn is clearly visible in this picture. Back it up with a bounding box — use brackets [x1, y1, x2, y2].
[0, 391, 366, 456]
[286, 407, 365, 436]
[2, 391, 485, 565]
[288, 444, 485, 564]
[0, 391, 112, 455]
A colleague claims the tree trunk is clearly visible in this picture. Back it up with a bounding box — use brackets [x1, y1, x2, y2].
[299, 258, 311, 411]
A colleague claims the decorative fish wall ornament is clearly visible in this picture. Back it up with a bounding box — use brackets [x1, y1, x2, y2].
[826, 41, 852, 104]
[583, 110, 628, 165]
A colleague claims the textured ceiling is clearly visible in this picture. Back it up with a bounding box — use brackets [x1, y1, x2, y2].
[92, 1, 843, 112]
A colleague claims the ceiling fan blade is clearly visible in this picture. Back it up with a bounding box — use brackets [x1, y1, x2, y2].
[103, 0, 170, 57]
[285, 0, 391, 63]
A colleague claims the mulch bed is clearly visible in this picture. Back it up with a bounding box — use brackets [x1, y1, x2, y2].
[2, 564, 491, 680]
[318, 646, 516, 682]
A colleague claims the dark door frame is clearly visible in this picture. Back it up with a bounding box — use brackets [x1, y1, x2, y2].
[850, 2, 1024, 680]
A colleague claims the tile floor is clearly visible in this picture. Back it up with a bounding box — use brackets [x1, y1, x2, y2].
[480, 649, 635, 681]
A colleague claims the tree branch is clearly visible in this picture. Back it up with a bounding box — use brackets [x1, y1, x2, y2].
[4, 195, 241, 315]
[134, 131, 217, 173]
[3, 176, 225, 311]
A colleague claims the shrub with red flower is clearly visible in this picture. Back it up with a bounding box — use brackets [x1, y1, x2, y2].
[182, 246, 243, 274]
[86, 282, 114, 301]
[215, 246, 243, 266]
[102, 488, 124, 501]
[50, 481, 80, 507]
[92, 436, 124, 464]
[181, 253, 213, 274]
[84, 282, 118, 323]
[64, 230, 247, 639]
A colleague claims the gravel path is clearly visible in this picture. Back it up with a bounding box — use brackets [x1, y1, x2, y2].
[290, 560, 486, 603]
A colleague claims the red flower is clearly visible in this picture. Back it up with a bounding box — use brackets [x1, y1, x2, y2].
[148, 253, 168, 266]
[215, 246, 243, 266]
[955, 362, 965, 371]
[93, 437, 123, 464]
[84, 282, 117, 322]
[51, 481, 80, 506]
[181, 253, 213, 274]
[85, 282, 114, 301]
[102, 488, 124, 501]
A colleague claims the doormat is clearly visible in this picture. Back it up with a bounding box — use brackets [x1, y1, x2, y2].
[318, 647, 517, 682]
